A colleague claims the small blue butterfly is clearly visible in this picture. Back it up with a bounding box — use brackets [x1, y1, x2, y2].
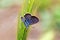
[21, 13, 39, 28]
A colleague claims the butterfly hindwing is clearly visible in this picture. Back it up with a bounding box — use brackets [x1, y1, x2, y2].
[31, 16, 39, 24]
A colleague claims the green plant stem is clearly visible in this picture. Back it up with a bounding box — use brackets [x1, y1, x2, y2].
[22, 28, 28, 40]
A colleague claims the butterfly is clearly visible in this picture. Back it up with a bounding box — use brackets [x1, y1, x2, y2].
[21, 13, 39, 28]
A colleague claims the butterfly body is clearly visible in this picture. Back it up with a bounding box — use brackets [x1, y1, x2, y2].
[21, 13, 39, 28]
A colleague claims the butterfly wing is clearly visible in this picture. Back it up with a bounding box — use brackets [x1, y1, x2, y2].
[25, 16, 39, 25]
[24, 13, 32, 25]
[30, 16, 39, 25]
[24, 13, 39, 25]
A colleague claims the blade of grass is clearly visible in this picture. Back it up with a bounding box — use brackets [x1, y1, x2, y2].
[17, 0, 35, 40]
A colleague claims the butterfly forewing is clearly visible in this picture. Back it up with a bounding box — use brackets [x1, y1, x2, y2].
[30, 16, 39, 25]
